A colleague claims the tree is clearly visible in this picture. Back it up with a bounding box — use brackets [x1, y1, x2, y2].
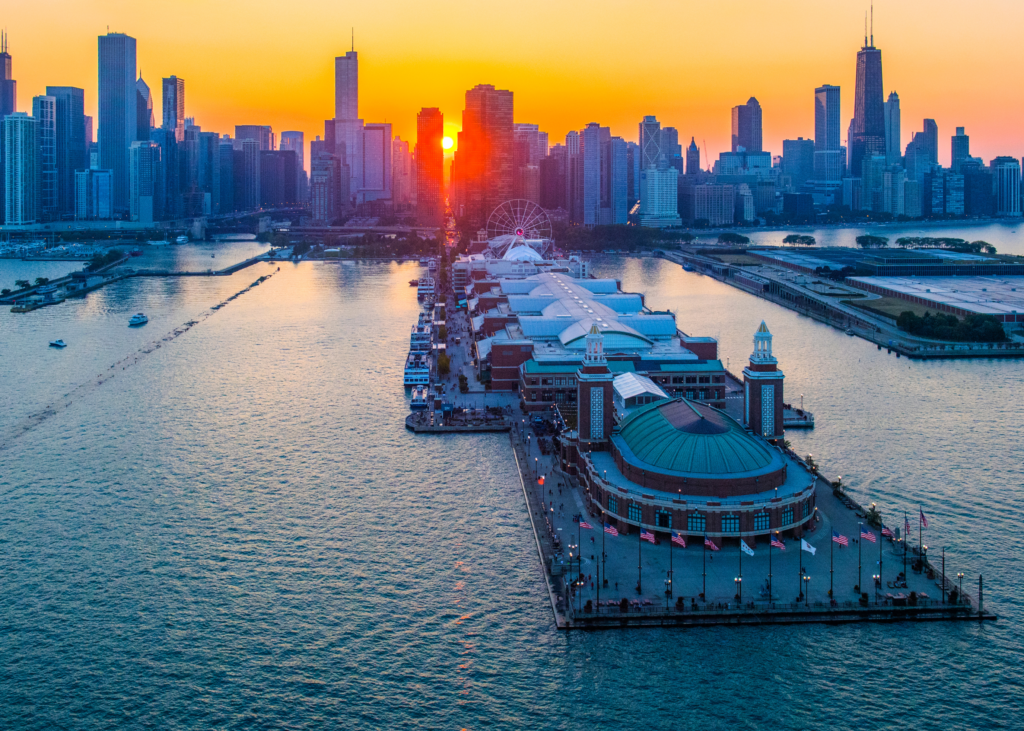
[718, 232, 750, 245]
[458, 374, 469, 393]
[437, 353, 451, 376]
[438, 325, 447, 342]
[1, 288, 11, 295]
[896, 311, 1007, 342]
[34, 277, 50, 286]
[783, 234, 815, 245]
[856, 235, 889, 248]
[14, 280, 30, 289]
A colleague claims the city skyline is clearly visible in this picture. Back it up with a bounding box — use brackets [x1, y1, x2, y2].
[3, 1, 1024, 167]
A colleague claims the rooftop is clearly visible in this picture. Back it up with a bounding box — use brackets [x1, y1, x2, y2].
[848, 275, 1024, 317]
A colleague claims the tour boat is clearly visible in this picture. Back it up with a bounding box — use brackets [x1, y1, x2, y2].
[129, 313, 149, 326]
[410, 386, 429, 411]
[409, 279, 419, 286]
[49, 339, 67, 348]
[404, 352, 431, 386]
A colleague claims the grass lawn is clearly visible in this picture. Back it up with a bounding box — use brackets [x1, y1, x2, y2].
[843, 296, 940, 321]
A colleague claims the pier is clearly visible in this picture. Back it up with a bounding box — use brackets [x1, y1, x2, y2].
[509, 418, 996, 630]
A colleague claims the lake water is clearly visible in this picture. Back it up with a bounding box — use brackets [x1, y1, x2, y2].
[0, 252, 1021, 729]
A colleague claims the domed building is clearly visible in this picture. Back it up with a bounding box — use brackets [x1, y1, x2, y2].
[563, 322, 815, 547]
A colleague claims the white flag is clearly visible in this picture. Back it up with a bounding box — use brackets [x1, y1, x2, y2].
[740, 539, 755, 556]
[801, 538, 817, 556]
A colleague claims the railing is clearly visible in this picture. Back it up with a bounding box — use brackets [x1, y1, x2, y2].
[578, 595, 976, 618]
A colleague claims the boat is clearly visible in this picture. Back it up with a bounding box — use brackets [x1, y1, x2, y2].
[409, 279, 419, 286]
[418, 258, 428, 266]
[845, 328, 855, 336]
[682, 263, 696, 272]
[417, 276, 435, 301]
[49, 339, 67, 348]
[410, 386, 429, 411]
[129, 313, 149, 326]
[175, 236, 189, 244]
[404, 352, 431, 386]
[129, 248, 144, 257]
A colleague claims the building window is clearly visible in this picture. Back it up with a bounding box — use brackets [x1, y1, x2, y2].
[782, 506, 793, 525]
[761, 384, 775, 436]
[687, 513, 706, 532]
[628, 504, 642, 523]
[722, 515, 740, 533]
[590, 388, 604, 440]
[686, 390, 695, 400]
[685, 376, 697, 384]
[656, 510, 671, 528]
[754, 512, 770, 531]
[699, 376, 710, 384]
[713, 376, 725, 384]
[608, 495, 618, 515]
[699, 390, 706, 400]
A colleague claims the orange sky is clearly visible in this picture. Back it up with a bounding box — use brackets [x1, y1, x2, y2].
[6, 0, 1024, 169]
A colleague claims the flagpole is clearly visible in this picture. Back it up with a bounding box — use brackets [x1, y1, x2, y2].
[903, 510, 908, 577]
[830, 531, 834, 600]
[878, 511, 883, 591]
[858, 522, 862, 593]
[738, 538, 743, 603]
[702, 534, 706, 601]
[669, 532, 673, 600]
[578, 518, 582, 615]
[769, 531, 773, 604]
[918, 507, 922, 569]
[799, 534, 804, 601]
[637, 524, 642, 595]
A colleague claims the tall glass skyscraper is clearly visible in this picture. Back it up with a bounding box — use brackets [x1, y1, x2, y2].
[32, 95, 58, 222]
[415, 107, 444, 227]
[162, 76, 185, 142]
[46, 86, 86, 219]
[98, 32, 137, 216]
[731, 98, 763, 153]
[884, 91, 901, 165]
[849, 30, 885, 178]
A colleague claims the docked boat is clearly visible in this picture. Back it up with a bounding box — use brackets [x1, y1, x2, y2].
[410, 323, 432, 352]
[129, 313, 149, 326]
[682, 263, 696, 272]
[404, 352, 431, 386]
[49, 339, 67, 348]
[129, 248, 144, 257]
[410, 386, 429, 411]
[427, 258, 438, 271]
[845, 328, 855, 336]
[175, 235, 189, 244]
[417, 276, 435, 301]
[409, 279, 419, 286]
[418, 258, 428, 266]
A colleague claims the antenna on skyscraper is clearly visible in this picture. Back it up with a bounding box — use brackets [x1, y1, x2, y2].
[351, 28, 354, 52]
[864, 12, 868, 46]
[871, 2, 874, 46]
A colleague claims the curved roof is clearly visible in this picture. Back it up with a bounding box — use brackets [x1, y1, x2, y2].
[503, 245, 544, 262]
[615, 398, 780, 476]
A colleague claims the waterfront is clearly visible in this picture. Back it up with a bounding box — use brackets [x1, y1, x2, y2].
[1, 256, 1022, 729]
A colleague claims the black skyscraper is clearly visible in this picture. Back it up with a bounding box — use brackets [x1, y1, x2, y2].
[46, 86, 87, 219]
[849, 25, 885, 178]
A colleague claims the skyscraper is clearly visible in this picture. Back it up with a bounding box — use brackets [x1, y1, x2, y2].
[129, 140, 161, 222]
[361, 122, 392, 203]
[240, 138, 260, 210]
[46, 86, 86, 219]
[392, 137, 413, 209]
[452, 84, 513, 229]
[782, 138, 815, 189]
[416, 107, 444, 226]
[849, 26, 885, 177]
[0, 31, 14, 118]
[335, 50, 358, 121]
[235, 125, 274, 151]
[98, 32, 137, 215]
[280, 130, 305, 201]
[580, 122, 607, 226]
[136, 75, 153, 141]
[991, 157, 1021, 217]
[951, 127, 969, 173]
[883, 91, 901, 165]
[3, 112, 39, 224]
[731, 98, 763, 153]
[162, 76, 185, 142]
[685, 137, 700, 175]
[639, 116, 661, 169]
[814, 84, 842, 183]
[32, 96, 58, 222]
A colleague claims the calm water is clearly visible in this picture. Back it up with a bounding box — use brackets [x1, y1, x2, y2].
[1, 254, 1021, 729]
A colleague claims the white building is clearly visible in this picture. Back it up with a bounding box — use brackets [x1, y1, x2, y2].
[2, 112, 38, 224]
[639, 159, 681, 227]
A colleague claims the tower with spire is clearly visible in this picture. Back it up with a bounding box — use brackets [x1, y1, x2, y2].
[577, 324, 614, 446]
[742, 321, 785, 440]
[1, 30, 16, 119]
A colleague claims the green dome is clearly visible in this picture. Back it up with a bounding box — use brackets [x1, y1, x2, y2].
[615, 398, 779, 476]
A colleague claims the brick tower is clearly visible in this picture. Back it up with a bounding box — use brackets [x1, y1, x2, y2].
[577, 324, 614, 447]
[743, 321, 785, 440]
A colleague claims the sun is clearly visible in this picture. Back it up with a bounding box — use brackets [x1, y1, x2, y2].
[442, 136, 454, 150]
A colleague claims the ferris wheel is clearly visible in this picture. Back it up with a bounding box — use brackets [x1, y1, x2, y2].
[486, 200, 553, 242]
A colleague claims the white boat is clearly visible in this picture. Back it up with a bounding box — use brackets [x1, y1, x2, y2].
[404, 352, 430, 386]
[129, 313, 149, 326]
[49, 339, 67, 348]
[175, 236, 189, 244]
[417, 276, 435, 301]
[410, 386, 429, 411]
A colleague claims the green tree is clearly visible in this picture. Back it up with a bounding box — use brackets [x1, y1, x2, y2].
[856, 235, 889, 248]
[718, 232, 750, 245]
[14, 279, 30, 289]
[437, 353, 451, 376]
[1, 288, 11, 295]
[34, 277, 50, 286]
[438, 325, 447, 341]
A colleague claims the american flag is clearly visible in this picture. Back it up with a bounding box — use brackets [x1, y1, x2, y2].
[832, 531, 848, 546]
[641, 528, 657, 544]
[671, 531, 687, 548]
[604, 523, 618, 537]
[771, 534, 786, 549]
[860, 525, 877, 543]
[919, 509, 929, 528]
[881, 526, 895, 539]
[704, 534, 720, 551]
[580, 521, 593, 530]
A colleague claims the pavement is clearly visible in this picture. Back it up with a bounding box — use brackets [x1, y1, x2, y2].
[519, 423, 959, 612]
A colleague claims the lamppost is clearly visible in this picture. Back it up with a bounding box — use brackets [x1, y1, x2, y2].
[803, 575, 810, 607]
[735, 576, 742, 602]
[872, 573, 880, 593]
[958, 572, 965, 604]
[535, 457, 538, 480]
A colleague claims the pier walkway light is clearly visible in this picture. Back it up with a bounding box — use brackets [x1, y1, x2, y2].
[958, 572, 965, 602]
[735, 576, 742, 602]
[803, 575, 811, 607]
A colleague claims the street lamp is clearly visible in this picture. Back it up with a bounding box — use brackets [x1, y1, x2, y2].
[735, 576, 742, 602]
[803, 575, 810, 607]
[958, 572, 965, 603]
[872, 573, 880, 589]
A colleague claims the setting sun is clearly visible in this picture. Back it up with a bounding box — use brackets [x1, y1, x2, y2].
[442, 136, 454, 150]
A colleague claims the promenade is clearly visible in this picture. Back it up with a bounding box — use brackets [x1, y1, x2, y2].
[510, 419, 993, 628]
